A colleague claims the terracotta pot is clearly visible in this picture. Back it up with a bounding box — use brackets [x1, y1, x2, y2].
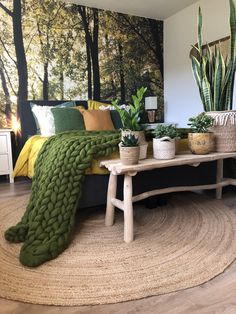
[153, 137, 175, 160]
[206, 111, 236, 152]
[188, 133, 214, 155]
[119, 145, 140, 165]
[121, 130, 148, 159]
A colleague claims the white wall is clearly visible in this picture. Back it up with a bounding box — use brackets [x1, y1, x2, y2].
[164, 0, 236, 127]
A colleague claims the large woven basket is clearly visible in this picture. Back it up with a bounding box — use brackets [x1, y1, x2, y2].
[207, 111, 236, 152]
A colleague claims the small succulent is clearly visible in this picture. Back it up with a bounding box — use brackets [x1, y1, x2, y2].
[153, 125, 179, 139]
[120, 134, 139, 147]
[188, 112, 214, 133]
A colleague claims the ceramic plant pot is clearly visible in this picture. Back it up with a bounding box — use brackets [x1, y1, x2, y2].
[153, 136, 175, 160]
[188, 133, 214, 155]
[119, 145, 140, 165]
[121, 130, 148, 159]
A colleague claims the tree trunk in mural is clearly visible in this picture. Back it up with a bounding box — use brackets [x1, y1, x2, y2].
[118, 41, 126, 102]
[0, 59, 11, 126]
[13, 0, 28, 105]
[43, 62, 49, 100]
[78, 6, 93, 99]
[59, 67, 64, 100]
[78, 6, 100, 100]
[0, 0, 28, 115]
[91, 9, 100, 100]
[86, 44, 92, 99]
[37, 21, 49, 100]
[148, 19, 163, 78]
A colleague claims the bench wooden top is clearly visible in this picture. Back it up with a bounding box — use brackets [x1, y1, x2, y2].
[101, 152, 236, 175]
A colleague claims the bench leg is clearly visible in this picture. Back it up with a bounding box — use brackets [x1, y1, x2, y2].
[216, 159, 223, 199]
[123, 174, 134, 243]
[105, 173, 117, 226]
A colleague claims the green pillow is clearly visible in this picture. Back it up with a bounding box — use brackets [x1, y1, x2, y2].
[51, 107, 85, 133]
[110, 110, 123, 129]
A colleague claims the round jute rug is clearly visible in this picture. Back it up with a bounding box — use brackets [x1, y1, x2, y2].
[1, 193, 236, 306]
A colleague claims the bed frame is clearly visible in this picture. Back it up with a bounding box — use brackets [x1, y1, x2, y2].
[17, 100, 217, 209]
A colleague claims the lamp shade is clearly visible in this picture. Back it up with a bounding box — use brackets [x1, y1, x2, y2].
[145, 96, 158, 110]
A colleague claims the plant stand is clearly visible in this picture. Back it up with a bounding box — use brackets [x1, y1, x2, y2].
[101, 152, 236, 243]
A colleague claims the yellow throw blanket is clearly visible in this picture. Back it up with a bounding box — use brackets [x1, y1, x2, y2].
[13, 135, 118, 178]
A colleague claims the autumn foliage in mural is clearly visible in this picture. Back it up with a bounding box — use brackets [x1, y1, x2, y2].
[0, 0, 163, 128]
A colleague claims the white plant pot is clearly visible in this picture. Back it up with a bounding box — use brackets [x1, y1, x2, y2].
[153, 137, 175, 160]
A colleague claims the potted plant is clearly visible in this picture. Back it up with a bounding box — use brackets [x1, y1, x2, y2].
[190, 0, 236, 152]
[187, 113, 214, 154]
[119, 133, 140, 165]
[152, 125, 178, 160]
[112, 86, 148, 159]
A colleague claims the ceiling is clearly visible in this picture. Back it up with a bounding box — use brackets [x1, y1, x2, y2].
[64, 0, 199, 20]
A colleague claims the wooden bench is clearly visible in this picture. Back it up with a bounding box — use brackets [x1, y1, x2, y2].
[101, 153, 236, 243]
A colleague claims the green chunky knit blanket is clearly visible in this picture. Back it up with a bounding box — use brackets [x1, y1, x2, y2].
[5, 130, 120, 267]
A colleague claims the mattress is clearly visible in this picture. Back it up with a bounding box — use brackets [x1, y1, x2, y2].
[13, 135, 189, 179]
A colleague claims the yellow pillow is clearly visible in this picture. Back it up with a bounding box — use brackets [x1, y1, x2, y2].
[88, 100, 110, 110]
[79, 109, 115, 131]
[74, 105, 85, 110]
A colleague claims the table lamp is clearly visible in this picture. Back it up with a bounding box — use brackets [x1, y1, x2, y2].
[145, 96, 158, 123]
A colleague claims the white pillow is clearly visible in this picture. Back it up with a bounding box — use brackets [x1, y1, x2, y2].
[31, 105, 56, 137]
[99, 104, 130, 112]
[98, 105, 115, 111]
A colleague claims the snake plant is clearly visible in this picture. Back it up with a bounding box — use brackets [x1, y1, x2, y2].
[190, 0, 236, 111]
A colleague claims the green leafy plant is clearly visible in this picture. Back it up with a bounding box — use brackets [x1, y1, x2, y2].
[112, 87, 147, 131]
[177, 128, 191, 139]
[188, 112, 214, 133]
[120, 134, 139, 147]
[153, 125, 179, 139]
[190, 0, 236, 111]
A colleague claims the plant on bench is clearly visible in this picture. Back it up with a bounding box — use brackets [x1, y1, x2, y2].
[119, 132, 140, 165]
[188, 112, 214, 155]
[152, 125, 179, 160]
[112, 87, 148, 159]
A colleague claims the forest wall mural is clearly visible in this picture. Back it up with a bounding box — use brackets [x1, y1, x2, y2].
[0, 0, 163, 129]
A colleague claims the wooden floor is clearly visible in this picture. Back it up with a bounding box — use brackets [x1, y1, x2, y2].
[1, 178, 236, 314]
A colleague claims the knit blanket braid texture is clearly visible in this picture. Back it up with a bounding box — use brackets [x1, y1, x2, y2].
[5, 130, 120, 267]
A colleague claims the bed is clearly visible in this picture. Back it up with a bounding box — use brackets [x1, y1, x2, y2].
[7, 100, 233, 267]
[16, 100, 217, 209]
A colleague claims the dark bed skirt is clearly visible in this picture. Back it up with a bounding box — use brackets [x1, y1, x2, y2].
[80, 162, 217, 208]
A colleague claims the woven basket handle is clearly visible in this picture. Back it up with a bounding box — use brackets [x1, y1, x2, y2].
[159, 136, 173, 142]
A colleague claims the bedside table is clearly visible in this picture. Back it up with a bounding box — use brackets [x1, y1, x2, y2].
[0, 129, 14, 183]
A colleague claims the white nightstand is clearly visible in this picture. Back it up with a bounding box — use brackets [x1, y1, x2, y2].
[0, 129, 14, 183]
